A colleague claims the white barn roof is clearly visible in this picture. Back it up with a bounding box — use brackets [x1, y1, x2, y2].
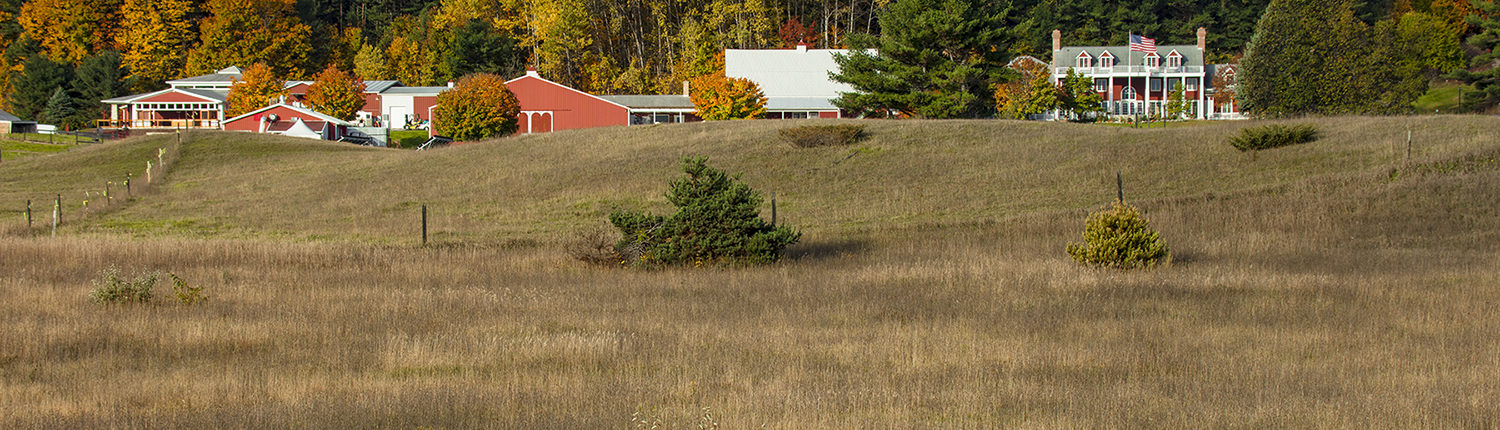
[725, 48, 857, 98]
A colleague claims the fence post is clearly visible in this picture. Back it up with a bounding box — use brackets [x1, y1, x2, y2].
[125, 173, 132, 198]
[1405, 128, 1412, 163]
[146, 161, 152, 183]
[1116, 171, 1124, 203]
[52, 195, 59, 237]
[26, 200, 31, 228]
[771, 192, 777, 227]
[421, 204, 428, 246]
[106, 182, 112, 205]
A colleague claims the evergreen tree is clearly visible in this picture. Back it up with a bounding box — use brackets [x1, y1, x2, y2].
[447, 19, 524, 78]
[1058, 68, 1104, 120]
[831, 0, 1014, 118]
[73, 50, 132, 123]
[6, 55, 72, 120]
[1454, 0, 1500, 109]
[610, 157, 800, 267]
[1239, 0, 1371, 116]
[40, 86, 81, 127]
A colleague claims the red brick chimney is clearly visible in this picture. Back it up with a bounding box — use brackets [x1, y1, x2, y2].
[1197, 27, 1207, 51]
[1052, 29, 1062, 52]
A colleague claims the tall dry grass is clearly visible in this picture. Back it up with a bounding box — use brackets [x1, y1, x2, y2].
[2, 155, 1498, 427]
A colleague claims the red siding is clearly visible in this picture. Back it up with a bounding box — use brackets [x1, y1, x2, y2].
[413, 96, 438, 122]
[222, 105, 333, 133]
[818, 111, 839, 119]
[505, 75, 629, 132]
[362, 93, 381, 117]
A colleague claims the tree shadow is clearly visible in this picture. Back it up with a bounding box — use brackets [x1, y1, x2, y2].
[786, 238, 871, 262]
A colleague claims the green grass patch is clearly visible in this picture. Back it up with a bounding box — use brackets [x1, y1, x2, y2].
[1414, 81, 1470, 114]
[389, 130, 430, 149]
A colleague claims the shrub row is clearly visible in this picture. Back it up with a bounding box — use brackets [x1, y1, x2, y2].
[778, 124, 867, 148]
[1228, 124, 1318, 151]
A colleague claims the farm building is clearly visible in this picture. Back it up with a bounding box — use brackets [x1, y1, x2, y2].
[222, 103, 352, 141]
[0, 109, 37, 134]
[501, 68, 700, 135]
[1050, 28, 1243, 120]
[725, 46, 849, 119]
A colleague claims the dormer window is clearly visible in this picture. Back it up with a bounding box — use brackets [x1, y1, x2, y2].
[1167, 50, 1183, 68]
[1144, 52, 1160, 68]
[1076, 52, 1092, 68]
[1098, 51, 1114, 68]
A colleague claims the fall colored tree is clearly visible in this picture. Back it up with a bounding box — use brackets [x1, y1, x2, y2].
[306, 66, 365, 121]
[117, 0, 195, 90]
[353, 44, 390, 81]
[433, 73, 520, 141]
[1431, 0, 1478, 34]
[386, 36, 440, 86]
[531, 0, 595, 89]
[778, 17, 821, 48]
[17, 0, 121, 64]
[690, 74, 767, 120]
[226, 63, 287, 117]
[184, 0, 312, 77]
[994, 57, 1049, 119]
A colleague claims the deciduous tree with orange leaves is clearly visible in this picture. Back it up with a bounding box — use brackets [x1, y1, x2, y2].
[689, 74, 767, 120]
[226, 63, 286, 117]
[306, 66, 365, 121]
[17, 0, 120, 64]
[433, 73, 520, 141]
[184, 0, 311, 77]
[117, 0, 195, 90]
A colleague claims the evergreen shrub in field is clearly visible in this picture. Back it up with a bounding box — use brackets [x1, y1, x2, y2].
[777, 124, 867, 148]
[1228, 124, 1318, 152]
[1066, 201, 1170, 269]
[609, 157, 799, 267]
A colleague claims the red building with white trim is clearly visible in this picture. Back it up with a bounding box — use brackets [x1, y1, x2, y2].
[1050, 28, 1242, 120]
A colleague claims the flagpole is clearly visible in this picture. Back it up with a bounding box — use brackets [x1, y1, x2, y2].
[1129, 33, 1135, 118]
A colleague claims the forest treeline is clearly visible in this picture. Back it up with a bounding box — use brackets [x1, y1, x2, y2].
[0, 0, 1478, 117]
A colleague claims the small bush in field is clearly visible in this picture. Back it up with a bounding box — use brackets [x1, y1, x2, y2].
[777, 124, 867, 148]
[610, 157, 800, 267]
[567, 225, 624, 266]
[1066, 201, 1170, 269]
[88, 266, 157, 304]
[168, 273, 208, 305]
[1228, 124, 1318, 151]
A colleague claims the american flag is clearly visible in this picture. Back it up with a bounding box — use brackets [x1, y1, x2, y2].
[1130, 34, 1156, 52]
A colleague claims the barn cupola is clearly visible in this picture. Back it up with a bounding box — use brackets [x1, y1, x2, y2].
[526, 65, 539, 78]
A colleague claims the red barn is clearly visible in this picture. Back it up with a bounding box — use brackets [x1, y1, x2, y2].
[222, 103, 352, 141]
[505, 69, 632, 134]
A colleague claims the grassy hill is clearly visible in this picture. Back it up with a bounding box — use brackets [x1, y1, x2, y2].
[1, 117, 1498, 428]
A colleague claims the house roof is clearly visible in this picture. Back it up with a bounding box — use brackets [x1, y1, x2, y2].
[1053, 45, 1205, 67]
[364, 80, 401, 93]
[222, 103, 352, 126]
[166, 66, 244, 86]
[725, 48, 859, 98]
[102, 88, 228, 104]
[0, 109, 35, 123]
[380, 86, 449, 96]
[600, 95, 693, 109]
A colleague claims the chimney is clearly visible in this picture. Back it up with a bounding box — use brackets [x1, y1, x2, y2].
[796, 43, 808, 52]
[525, 65, 539, 78]
[1052, 29, 1062, 52]
[1197, 27, 1207, 51]
[683, 80, 691, 96]
[447, 81, 455, 88]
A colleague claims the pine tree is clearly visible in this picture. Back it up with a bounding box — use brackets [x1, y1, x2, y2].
[447, 19, 524, 79]
[73, 50, 131, 123]
[831, 0, 1013, 118]
[609, 157, 800, 267]
[40, 86, 80, 127]
[6, 55, 71, 120]
[1454, 0, 1500, 109]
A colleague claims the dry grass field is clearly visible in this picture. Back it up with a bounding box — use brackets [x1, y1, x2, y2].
[1, 116, 1498, 428]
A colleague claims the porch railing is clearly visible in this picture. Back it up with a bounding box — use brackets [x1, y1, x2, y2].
[96, 119, 221, 129]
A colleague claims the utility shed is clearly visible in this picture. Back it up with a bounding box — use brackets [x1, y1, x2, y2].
[0, 109, 37, 134]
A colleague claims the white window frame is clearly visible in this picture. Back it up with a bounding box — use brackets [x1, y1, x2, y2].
[1075, 52, 1093, 68]
[1093, 78, 1109, 92]
[1149, 78, 1163, 92]
[1167, 50, 1183, 68]
[1187, 77, 1199, 91]
[1144, 53, 1160, 68]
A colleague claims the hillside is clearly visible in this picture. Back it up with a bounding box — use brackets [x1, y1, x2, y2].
[2, 117, 1499, 427]
[3, 116, 1497, 246]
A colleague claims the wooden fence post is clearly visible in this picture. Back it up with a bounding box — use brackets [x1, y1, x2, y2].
[25, 200, 31, 228]
[106, 182, 112, 205]
[421, 204, 428, 246]
[771, 192, 777, 227]
[51, 195, 59, 237]
[125, 173, 132, 198]
[146, 161, 152, 183]
[1116, 171, 1124, 203]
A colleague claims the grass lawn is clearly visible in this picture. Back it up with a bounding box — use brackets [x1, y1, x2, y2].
[1415, 81, 1471, 114]
[389, 129, 430, 149]
[1, 138, 80, 160]
[1, 117, 1498, 427]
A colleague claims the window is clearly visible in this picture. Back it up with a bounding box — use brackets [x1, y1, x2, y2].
[1076, 53, 1092, 68]
[1098, 53, 1114, 68]
[1144, 53, 1160, 68]
[1094, 78, 1109, 92]
[1122, 86, 1137, 100]
[1169, 80, 1182, 92]
[1187, 78, 1199, 91]
[1149, 78, 1163, 92]
[1167, 51, 1183, 68]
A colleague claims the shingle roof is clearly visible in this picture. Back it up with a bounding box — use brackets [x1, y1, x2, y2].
[0, 109, 31, 122]
[1053, 45, 1205, 67]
